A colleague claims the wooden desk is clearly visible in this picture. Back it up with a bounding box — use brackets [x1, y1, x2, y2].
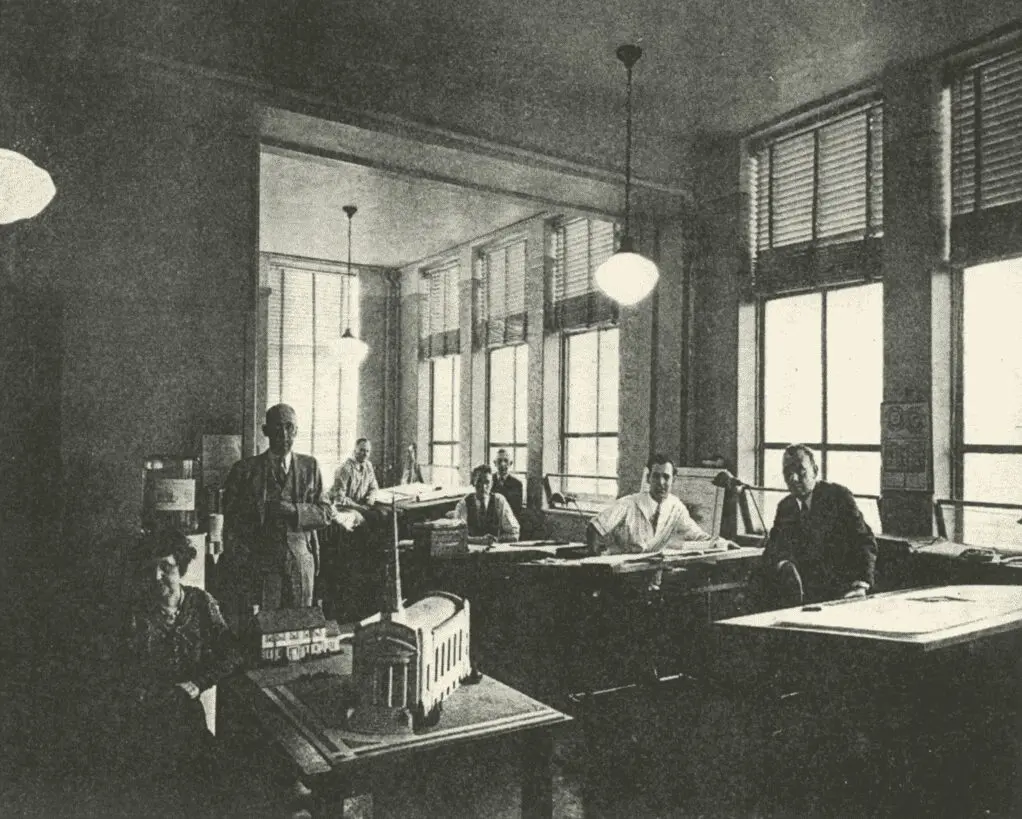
[374, 484, 473, 537]
[218, 647, 571, 818]
[715, 583, 1022, 656]
[712, 585, 1022, 818]
[496, 547, 763, 701]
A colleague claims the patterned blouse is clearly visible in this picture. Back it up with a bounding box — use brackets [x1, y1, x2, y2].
[126, 586, 242, 694]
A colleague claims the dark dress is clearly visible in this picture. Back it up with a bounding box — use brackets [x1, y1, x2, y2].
[117, 586, 242, 815]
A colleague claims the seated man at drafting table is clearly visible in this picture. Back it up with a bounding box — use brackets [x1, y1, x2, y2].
[749, 443, 877, 607]
[586, 454, 736, 554]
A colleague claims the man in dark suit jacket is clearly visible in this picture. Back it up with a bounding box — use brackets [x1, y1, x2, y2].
[754, 444, 877, 606]
[222, 404, 334, 616]
[491, 448, 524, 515]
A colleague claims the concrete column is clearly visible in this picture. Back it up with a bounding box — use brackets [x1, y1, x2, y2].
[880, 60, 946, 536]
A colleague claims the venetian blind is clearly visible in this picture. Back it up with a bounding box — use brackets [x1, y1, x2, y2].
[263, 258, 359, 478]
[419, 259, 461, 358]
[950, 44, 1022, 261]
[476, 236, 528, 347]
[547, 216, 617, 330]
[750, 104, 883, 294]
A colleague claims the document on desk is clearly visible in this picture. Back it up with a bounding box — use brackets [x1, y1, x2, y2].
[774, 585, 1022, 637]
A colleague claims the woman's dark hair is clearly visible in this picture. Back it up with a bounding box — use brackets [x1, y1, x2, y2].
[142, 528, 197, 576]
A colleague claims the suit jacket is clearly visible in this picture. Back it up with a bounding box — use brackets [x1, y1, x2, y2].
[491, 474, 524, 514]
[762, 480, 877, 601]
[222, 450, 334, 575]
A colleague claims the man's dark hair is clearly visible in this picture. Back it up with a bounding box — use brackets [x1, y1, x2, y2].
[142, 528, 197, 576]
[355, 437, 370, 447]
[783, 444, 818, 470]
[471, 464, 493, 483]
[647, 454, 676, 473]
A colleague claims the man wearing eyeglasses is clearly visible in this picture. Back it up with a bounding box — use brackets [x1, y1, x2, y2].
[222, 404, 334, 619]
[751, 443, 877, 607]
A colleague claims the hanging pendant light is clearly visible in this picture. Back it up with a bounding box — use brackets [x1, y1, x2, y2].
[594, 44, 659, 306]
[0, 148, 56, 224]
[338, 204, 369, 365]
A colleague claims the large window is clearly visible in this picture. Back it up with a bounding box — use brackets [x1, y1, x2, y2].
[488, 343, 528, 479]
[759, 283, 883, 529]
[430, 354, 461, 487]
[949, 257, 1022, 548]
[262, 255, 360, 480]
[950, 44, 1022, 265]
[562, 326, 619, 499]
[748, 103, 883, 293]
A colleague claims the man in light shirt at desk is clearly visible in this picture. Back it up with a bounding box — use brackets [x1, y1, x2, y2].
[330, 437, 380, 517]
[586, 454, 735, 554]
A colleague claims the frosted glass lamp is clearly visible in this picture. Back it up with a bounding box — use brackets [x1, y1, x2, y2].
[0, 149, 56, 224]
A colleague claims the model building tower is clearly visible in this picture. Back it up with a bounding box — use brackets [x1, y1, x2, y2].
[348, 499, 472, 734]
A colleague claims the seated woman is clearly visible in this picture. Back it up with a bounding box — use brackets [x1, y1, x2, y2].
[454, 464, 520, 544]
[117, 529, 242, 813]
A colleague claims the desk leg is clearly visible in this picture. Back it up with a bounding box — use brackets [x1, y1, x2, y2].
[520, 729, 554, 819]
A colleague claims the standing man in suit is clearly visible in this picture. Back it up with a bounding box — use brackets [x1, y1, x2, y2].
[491, 448, 524, 515]
[222, 404, 334, 617]
[753, 444, 877, 606]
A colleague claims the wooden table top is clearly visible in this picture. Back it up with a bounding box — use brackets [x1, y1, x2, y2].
[716, 584, 1022, 653]
[515, 546, 763, 577]
[222, 646, 571, 778]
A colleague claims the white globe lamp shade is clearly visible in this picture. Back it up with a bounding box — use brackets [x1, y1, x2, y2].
[0, 149, 56, 224]
[594, 239, 659, 306]
[338, 328, 369, 366]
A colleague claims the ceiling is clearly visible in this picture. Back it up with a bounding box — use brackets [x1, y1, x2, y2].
[92, 0, 1021, 266]
[259, 147, 544, 267]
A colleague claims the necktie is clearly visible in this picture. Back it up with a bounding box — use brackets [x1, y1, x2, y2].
[651, 502, 661, 533]
[799, 501, 810, 526]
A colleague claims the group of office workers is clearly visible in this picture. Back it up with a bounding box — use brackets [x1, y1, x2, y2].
[213, 402, 876, 620]
[115, 402, 876, 812]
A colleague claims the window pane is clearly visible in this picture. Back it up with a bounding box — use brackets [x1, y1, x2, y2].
[597, 328, 619, 433]
[827, 284, 882, 444]
[963, 258, 1022, 445]
[431, 357, 451, 438]
[514, 344, 529, 441]
[597, 437, 618, 479]
[488, 346, 515, 444]
[566, 331, 599, 433]
[826, 450, 881, 496]
[963, 453, 1022, 505]
[451, 356, 460, 441]
[566, 438, 598, 476]
[764, 294, 822, 443]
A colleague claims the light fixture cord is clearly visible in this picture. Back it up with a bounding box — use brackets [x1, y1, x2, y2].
[624, 59, 633, 238]
[346, 210, 352, 328]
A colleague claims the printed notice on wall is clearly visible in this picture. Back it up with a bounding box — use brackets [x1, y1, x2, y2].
[881, 402, 931, 492]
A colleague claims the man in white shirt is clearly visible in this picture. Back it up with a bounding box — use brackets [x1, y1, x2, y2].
[330, 438, 380, 515]
[586, 455, 734, 554]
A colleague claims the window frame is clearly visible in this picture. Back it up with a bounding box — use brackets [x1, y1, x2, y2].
[756, 281, 882, 498]
[948, 255, 1022, 546]
[558, 324, 619, 501]
[429, 353, 461, 483]
[486, 342, 528, 483]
